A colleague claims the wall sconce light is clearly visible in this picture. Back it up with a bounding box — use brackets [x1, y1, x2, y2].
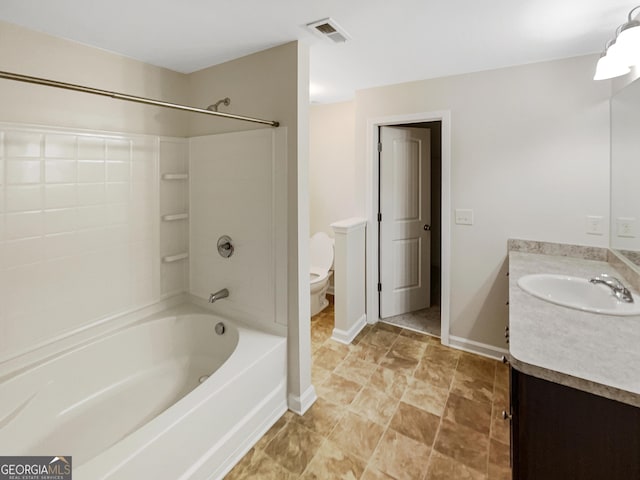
[594, 5, 640, 80]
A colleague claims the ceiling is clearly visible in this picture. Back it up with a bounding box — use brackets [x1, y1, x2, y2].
[0, 1, 634, 103]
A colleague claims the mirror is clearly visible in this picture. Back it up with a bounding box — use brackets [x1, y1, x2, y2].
[611, 77, 640, 269]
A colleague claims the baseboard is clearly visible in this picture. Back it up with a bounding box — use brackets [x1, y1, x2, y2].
[331, 314, 367, 344]
[287, 385, 317, 415]
[448, 335, 508, 361]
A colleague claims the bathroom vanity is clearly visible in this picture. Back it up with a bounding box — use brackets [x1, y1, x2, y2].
[507, 240, 640, 480]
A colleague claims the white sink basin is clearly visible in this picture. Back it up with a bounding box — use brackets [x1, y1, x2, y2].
[517, 274, 640, 316]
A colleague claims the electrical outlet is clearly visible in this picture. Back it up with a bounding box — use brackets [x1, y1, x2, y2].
[616, 217, 636, 238]
[455, 209, 474, 225]
[586, 216, 604, 235]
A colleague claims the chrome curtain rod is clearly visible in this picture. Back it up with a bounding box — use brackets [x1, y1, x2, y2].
[0, 70, 279, 127]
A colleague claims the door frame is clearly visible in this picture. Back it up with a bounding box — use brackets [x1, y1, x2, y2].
[365, 111, 451, 346]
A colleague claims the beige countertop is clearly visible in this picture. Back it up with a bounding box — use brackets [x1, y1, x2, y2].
[508, 244, 640, 408]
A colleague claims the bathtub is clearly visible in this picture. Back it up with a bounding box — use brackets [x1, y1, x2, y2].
[0, 304, 288, 479]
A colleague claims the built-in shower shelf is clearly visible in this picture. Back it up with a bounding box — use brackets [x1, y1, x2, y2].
[162, 213, 189, 222]
[162, 252, 189, 263]
[162, 173, 189, 180]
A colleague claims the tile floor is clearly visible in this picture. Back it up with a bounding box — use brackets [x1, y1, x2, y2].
[226, 301, 511, 480]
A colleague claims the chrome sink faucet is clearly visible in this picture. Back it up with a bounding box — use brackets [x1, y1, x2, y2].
[209, 288, 229, 303]
[589, 274, 634, 303]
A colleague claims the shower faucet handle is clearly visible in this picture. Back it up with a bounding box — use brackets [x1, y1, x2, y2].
[217, 235, 234, 258]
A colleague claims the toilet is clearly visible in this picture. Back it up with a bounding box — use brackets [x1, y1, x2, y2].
[310, 232, 334, 316]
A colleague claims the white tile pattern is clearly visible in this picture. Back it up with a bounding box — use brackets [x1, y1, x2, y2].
[189, 129, 288, 331]
[0, 125, 160, 359]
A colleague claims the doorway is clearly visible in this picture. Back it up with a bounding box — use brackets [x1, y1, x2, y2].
[378, 122, 442, 336]
[364, 110, 451, 345]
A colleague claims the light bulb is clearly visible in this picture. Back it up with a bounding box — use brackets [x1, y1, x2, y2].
[616, 21, 640, 66]
[593, 52, 631, 80]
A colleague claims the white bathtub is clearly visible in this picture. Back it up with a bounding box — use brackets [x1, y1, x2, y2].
[0, 304, 288, 479]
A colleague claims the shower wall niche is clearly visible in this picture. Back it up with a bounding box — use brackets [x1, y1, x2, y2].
[159, 138, 189, 296]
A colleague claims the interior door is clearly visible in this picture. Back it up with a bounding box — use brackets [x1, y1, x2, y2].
[379, 126, 431, 319]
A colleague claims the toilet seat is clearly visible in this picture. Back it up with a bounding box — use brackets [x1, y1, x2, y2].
[309, 232, 334, 316]
[310, 232, 334, 275]
[310, 267, 329, 286]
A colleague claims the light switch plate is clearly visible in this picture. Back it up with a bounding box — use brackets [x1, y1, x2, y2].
[586, 215, 604, 235]
[616, 217, 636, 238]
[455, 209, 474, 225]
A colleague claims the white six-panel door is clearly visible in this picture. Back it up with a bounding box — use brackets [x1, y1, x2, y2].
[379, 126, 431, 318]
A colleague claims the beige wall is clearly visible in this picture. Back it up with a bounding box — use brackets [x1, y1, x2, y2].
[188, 42, 298, 137]
[352, 54, 611, 348]
[309, 101, 356, 236]
[0, 21, 189, 136]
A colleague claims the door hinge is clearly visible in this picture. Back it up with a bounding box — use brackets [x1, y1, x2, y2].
[377, 212, 382, 222]
[377, 142, 382, 153]
[377, 283, 382, 292]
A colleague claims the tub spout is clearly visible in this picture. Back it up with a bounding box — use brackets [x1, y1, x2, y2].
[209, 288, 229, 303]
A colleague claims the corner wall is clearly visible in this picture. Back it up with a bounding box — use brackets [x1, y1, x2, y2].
[187, 41, 313, 412]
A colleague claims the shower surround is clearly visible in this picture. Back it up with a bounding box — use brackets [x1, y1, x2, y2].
[0, 122, 289, 479]
[0, 120, 288, 361]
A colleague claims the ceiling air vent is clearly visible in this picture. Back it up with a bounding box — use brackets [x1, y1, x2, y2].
[306, 18, 350, 43]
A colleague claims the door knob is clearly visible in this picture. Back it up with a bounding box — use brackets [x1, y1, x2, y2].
[423, 224, 431, 231]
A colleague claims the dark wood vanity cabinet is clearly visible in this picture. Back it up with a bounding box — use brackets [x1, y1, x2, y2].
[510, 367, 640, 480]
